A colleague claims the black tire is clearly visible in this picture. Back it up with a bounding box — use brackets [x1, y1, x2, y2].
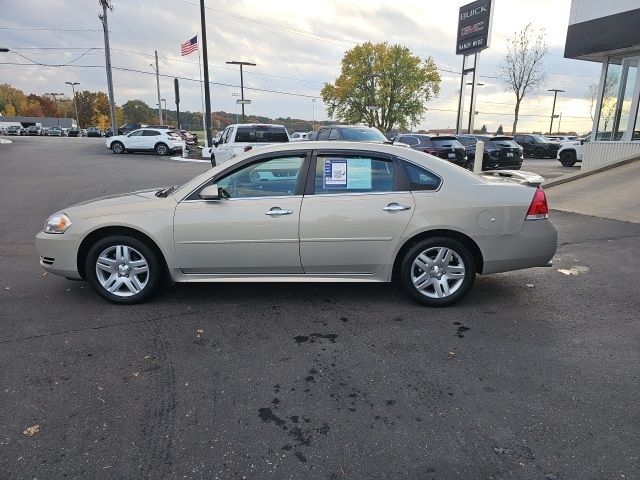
[111, 141, 125, 154]
[534, 148, 544, 159]
[85, 235, 162, 304]
[559, 151, 576, 167]
[155, 143, 169, 156]
[464, 159, 474, 171]
[400, 237, 476, 307]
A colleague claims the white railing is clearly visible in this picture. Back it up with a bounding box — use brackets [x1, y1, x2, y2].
[582, 141, 640, 170]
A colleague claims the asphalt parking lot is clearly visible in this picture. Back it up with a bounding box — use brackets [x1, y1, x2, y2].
[0, 136, 638, 480]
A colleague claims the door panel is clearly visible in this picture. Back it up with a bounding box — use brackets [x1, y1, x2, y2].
[174, 197, 303, 274]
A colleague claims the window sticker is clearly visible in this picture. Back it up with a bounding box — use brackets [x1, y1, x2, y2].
[346, 158, 372, 189]
[324, 158, 348, 188]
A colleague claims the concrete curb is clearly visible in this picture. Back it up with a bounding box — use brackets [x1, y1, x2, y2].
[544, 154, 640, 188]
[0, 138, 13, 144]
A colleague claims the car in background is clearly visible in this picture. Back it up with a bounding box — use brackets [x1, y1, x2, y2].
[456, 135, 523, 170]
[513, 134, 561, 158]
[206, 124, 290, 164]
[106, 128, 184, 156]
[48, 126, 63, 137]
[290, 132, 308, 142]
[81, 129, 88, 137]
[118, 123, 142, 135]
[41, 127, 50, 136]
[172, 130, 196, 150]
[314, 125, 389, 143]
[5, 125, 22, 136]
[67, 127, 81, 137]
[547, 135, 578, 143]
[556, 135, 590, 167]
[35, 141, 557, 307]
[26, 125, 43, 136]
[87, 127, 102, 137]
[394, 134, 467, 167]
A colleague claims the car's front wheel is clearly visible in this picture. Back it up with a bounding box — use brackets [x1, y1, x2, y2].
[534, 148, 544, 159]
[559, 151, 576, 167]
[85, 235, 161, 304]
[111, 141, 125, 154]
[400, 237, 476, 307]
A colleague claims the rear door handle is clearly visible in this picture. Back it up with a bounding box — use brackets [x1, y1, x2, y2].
[382, 203, 411, 212]
[265, 207, 293, 216]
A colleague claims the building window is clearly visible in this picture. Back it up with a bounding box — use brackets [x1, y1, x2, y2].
[597, 57, 638, 141]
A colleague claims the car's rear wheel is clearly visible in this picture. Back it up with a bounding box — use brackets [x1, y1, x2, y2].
[560, 151, 576, 167]
[111, 141, 125, 154]
[85, 235, 161, 304]
[400, 237, 476, 307]
[534, 148, 544, 159]
[155, 143, 169, 156]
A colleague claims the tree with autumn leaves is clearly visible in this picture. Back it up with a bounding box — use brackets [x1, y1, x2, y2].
[321, 42, 441, 132]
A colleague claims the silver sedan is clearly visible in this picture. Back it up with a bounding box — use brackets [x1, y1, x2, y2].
[35, 141, 557, 306]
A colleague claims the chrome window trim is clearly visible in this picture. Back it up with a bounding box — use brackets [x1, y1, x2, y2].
[181, 194, 304, 204]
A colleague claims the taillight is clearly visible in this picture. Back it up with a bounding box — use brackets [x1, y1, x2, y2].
[244, 146, 252, 152]
[526, 187, 549, 220]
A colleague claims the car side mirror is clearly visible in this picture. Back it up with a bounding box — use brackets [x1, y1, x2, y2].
[213, 140, 219, 147]
[199, 184, 220, 200]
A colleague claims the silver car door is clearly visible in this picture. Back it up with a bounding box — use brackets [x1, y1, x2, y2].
[174, 153, 309, 274]
[299, 151, 415, 274]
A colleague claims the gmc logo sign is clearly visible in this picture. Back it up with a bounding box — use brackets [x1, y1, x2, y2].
[461, 21, 485, 37]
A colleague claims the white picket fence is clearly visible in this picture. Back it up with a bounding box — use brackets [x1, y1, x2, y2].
[583, 141, 640, 170]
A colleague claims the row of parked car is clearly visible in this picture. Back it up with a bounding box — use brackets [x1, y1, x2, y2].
[1, 125, 92, 137]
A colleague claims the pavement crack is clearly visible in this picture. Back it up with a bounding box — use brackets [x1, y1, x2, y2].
[557, 233, 640, 247]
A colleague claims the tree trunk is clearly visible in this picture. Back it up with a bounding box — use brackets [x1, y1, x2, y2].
[512, 99, 521, 135]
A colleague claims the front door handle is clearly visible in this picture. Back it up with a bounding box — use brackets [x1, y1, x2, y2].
[382, 203, 411, 212]
[265, 207, 293, 216]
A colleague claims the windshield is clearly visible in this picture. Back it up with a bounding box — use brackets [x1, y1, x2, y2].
[490, 138, 520, 149]
[430, 138, 464, 149]
[530, 135, 549, 143]
[341, 127, 387, 142]
[235, 126, 289, 143]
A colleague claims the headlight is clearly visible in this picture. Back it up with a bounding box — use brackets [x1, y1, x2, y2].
[44, 213, 72, 234]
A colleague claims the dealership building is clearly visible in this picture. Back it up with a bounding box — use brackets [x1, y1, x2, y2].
[565, 0, 640, 169]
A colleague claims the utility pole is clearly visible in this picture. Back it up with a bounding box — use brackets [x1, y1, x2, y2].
[548, 89, 564, 134]
[45, 92, 65, 125]
[232, 92, 240, 123]
[226, 61, 256, 123]
[312, 98, 316, 131]
[98, 1, 117, 135]
[174, 78, 181, 129]
[199, 0, 213, 156]
[65, 82, 80, 128]
[557, 113, 562, 134]
[150, 51, 163, 125]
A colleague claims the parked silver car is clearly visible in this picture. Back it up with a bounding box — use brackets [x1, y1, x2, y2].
[35, 142, 557, 306]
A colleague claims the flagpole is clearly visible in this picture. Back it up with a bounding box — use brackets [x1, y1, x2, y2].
[197, 34, 207, 148]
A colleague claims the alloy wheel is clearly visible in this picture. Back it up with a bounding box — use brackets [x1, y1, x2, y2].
[95, 245, 149, 297]
[411, 246, 466, 299]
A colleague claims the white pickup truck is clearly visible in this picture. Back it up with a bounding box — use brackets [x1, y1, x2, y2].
[203, 124, 290, 163]
[556, 135, 589, 167]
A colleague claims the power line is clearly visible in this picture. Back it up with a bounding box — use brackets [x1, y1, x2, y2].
[8, 48, 100, 67]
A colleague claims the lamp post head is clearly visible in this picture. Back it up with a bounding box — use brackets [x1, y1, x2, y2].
[0, 48, 9, 53]
[226, 61, 257, 67]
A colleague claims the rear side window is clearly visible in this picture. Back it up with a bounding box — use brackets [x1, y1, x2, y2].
[430, 138, 464, 149]
[328, 129, 340, 140]
[317, 129, 330, 140]
[142, 130, 161, 136]
[235, 126, 289, 143]
[490, 139, 520, 148]
[399, 136, 419, 146]
[314, 155, 395, 194]
[401, 161, 441, 191]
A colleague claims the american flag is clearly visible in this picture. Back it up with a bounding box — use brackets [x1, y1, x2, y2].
[181, 35, 198, 56]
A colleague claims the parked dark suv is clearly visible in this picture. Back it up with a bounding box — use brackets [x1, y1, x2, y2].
[310, 125, 389, 143]
[456, 135, 523, 170]
[394, 134, 467, 167]
[513, 134, 561, 158]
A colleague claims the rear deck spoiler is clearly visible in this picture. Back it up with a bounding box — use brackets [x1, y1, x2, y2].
[479, 170, 545, 187]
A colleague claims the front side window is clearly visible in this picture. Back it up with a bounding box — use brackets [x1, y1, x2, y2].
[328, 129, 340, 140]
[401, 161, 441, 191]
[214, 155, 304, 199]
[314, 155, 394, 194]
[399, 136, 419, 146]
[128, 130, 143, 137]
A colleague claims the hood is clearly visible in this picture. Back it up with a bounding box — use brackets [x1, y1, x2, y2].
[63, 188, 176, 219]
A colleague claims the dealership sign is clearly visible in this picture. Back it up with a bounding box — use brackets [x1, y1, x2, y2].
[456, 0, 494, 55]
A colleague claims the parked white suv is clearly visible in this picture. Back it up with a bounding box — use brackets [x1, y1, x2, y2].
[290, 131, 308, 142]
[106, 128, 184, 156]
[556, 135, 589, 167]
[203, 124, 289, 163]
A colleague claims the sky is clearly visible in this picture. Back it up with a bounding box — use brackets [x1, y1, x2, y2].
[0, 0, 602, 133]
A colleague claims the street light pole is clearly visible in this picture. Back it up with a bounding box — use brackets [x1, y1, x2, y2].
[45, 92, 65, 125]
[232, 92, 240, 123]
[65, 82, 80, 128]
[312, 98, 316, 131]
[226, 61, 256, 123]
[150, 51, 163, 125]
[548, 89, 564, 134]
[199, 0, 213, 155]
[156, 99, 167, 125]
